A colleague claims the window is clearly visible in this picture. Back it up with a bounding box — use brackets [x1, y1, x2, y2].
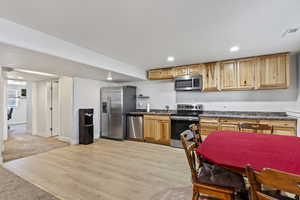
[7, 89, 19, 107]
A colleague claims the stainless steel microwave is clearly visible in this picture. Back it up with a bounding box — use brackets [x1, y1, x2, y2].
[174, 75, 203, 91]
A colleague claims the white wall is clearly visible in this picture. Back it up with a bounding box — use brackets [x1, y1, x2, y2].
[26, 82, 37, 135]
[125, 80, 176, 110]
[59, 76, 74, 143]
[73, 77, 117, 144]
[7, 84, 27, 125]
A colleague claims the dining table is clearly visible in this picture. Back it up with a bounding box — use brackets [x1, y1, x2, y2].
[196, 130, 300, 175]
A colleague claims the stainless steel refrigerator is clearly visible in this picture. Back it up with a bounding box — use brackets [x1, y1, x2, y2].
[100, 86, 136, 140]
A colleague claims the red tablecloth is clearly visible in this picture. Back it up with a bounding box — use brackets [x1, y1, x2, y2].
[196, 131, 300, 175]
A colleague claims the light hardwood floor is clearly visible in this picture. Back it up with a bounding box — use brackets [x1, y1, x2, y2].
[4, 139, 191, 200]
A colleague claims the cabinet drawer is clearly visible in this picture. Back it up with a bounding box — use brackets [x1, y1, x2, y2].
[220, 118, 239, 124]
[144, 115, 170, 121]
[273, 127, 296, 136]
[200, 117, 219, 123]
[260, 120, 296, 128]
[200, 122, 219, 128]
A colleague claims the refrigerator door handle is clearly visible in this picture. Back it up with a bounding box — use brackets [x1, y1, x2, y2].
[107, 96, 111, 136]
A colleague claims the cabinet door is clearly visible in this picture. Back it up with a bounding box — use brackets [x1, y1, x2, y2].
[148, 69, 173, 80]
[148, 69, 162, 80]
[160, 68, 174, 79]
[273, 127, 296, 136]
[144, 117, 157, 141]
[237, 58, 256, 89]
[219, 123, 239, 131]
[174, 66, 188, 77]
[200, 122, 219, 139]
[204, 62, 220, 91]
[157, 120, 170, 144]
[221, 61, 237, 90]
[256, 54, 289, 89]
[188, 64, 205, 75]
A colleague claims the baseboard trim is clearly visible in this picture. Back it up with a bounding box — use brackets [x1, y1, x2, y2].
[57, 136, 72, 144]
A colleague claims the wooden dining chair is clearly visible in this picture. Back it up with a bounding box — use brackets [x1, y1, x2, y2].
[239, 123, 273, 134]
[245, 165, 300, 200]
[181, 131, 234, 200]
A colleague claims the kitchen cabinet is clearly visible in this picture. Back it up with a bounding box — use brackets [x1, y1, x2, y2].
[188, 64, 205, 75]
[203, 62, 220, 91]
[148, 68, 174, 80]
[256, 53, 290, 89]
[173, 66, 188, 77]
[260, 119, 296, 136]
[220, 61, 237, 90]
[199, 117, 219, 140]
[143, 116, 157, 142]
[157, 119, 171, 144]
[200, 117, 296, 136]
[147, 53, 290, 93]
[143, 115, 171, 145]
[237, 58, 256, 89]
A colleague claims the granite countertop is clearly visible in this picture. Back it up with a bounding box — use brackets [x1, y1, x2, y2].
[128, 109, 176, 116]
[128, 110, 297, 120]
[198, 111, 297, 120]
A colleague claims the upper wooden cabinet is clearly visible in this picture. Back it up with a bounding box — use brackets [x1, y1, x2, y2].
[203, 62, 220, 91]
[148, 68, 174, 80]
[237, 58, 256, 89]
[220, 58, 257, 90]
[188, 64, 205, 75]
[173, 66, 188, 77]
[256, 53, 290, 89]
[220, 61, 237, 90]
[147, 52, 290, 92]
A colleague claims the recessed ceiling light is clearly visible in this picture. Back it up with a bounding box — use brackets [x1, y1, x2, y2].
[15, 69, 58, 77]
[107, 72, 112, 81]
[230, 46, 240, 52]
[7, 80, 27, 86]
[167, 56, 175, 62]
[17, 76, 24, 79]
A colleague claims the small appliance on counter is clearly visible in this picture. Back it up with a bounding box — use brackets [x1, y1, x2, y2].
[79, 108, 94, 145]
[170, 104, 203, 148]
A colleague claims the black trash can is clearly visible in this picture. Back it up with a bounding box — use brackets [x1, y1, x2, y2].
[79, 108, 94, 144]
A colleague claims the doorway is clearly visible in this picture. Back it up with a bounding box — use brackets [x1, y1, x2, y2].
[2, 70, 69, 162]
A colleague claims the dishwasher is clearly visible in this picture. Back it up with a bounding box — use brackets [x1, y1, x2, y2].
[127, 114, 144, 141]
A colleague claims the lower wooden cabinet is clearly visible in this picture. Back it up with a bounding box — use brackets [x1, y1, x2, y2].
[199, 117, 297, 139]
[219, 124, 239, 131]
[144, 115, 170, 145]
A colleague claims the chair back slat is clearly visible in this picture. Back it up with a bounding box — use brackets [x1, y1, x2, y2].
[256, 192, 278, 200]
[181, 130, 201, 182]
[256, 169, 300, 195]
[246, 165, 300, 200]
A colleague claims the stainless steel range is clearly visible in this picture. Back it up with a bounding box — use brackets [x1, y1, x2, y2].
[170, 104, 203, 148]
